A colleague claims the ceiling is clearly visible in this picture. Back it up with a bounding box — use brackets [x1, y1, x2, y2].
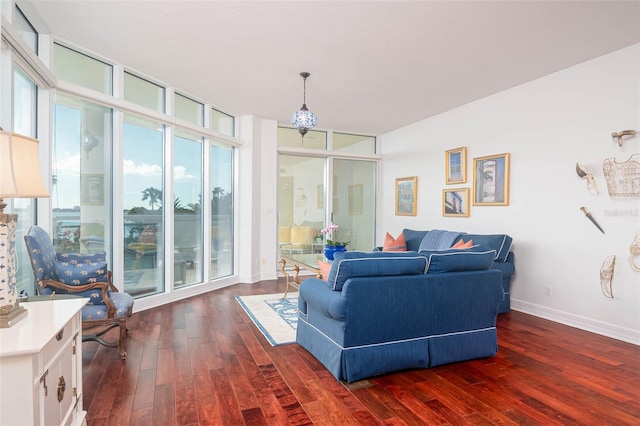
[23, 0, 640, 136]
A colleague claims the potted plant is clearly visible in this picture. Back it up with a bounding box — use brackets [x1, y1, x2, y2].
[320, 223, 349, 260]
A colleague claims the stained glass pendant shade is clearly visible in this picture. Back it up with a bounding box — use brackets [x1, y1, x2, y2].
[290, 72, 318, 137]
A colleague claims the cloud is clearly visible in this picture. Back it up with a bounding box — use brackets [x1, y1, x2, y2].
[122, 160, 196, 180]
[174, 165, 196, 180]
[54, 154, 81, 175]
[123, 159, 162, 176]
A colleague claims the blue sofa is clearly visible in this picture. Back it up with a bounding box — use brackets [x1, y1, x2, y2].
[296, 249, 505, 383]
[398, 229, 515, 313]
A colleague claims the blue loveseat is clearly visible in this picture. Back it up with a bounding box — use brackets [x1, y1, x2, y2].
[296, 249, 505, 383]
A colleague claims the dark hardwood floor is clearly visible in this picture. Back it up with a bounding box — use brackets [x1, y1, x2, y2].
[82, 279, 640, 425]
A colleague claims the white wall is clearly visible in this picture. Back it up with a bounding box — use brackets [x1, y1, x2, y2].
[237, 116, 279, 283]
[379, 44, 640, 344]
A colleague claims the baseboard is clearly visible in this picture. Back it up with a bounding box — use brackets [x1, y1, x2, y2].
[511, 299, 640, 346]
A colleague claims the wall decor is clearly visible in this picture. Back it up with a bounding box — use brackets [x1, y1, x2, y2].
[473, 153, 510, 206]
[575, 163, 599, 195]
[445, 146, 467, 184]
[603, 154, 640, 197]
[442, 188, 470, 217]
[580, 206, 605, 234]
[629, 230, 640, 273]
[600, 255, 615, 299]
[611, 129, 637, 147]
[395, 176, 417, 216]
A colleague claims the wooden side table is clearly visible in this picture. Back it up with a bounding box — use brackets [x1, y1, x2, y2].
[280, 254, 323, 298]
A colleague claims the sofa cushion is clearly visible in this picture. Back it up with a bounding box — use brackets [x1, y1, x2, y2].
[317, 260, 331, 281]
[383, 232, 407, 252]
[452, 239, 473, 249]
[455, 234, 513, 262]
[53, 260, 110, 304]
[418, 230, 464, 251]
[401, 229, 430, 252]
[327, 251, 428, 291]
[421, 248, 496, 274]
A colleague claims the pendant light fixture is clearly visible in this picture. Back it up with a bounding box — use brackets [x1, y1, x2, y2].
[290, 72, 318, 137]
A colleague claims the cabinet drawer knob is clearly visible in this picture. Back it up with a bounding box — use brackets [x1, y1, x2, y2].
[55, 329, 64, 341]
[57, 376, 66, 402]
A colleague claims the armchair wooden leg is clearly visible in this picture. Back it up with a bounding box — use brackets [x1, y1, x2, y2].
[118, 322, 128, 360]
[83, 320, 129, 360]
[83, 323, 120, 346]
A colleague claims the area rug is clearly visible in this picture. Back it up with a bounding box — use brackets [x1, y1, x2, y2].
[235, 293, 298, 346]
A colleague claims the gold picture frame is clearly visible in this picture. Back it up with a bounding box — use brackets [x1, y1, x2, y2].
[445, 146, 467, 184]
[473, 153, 510, 206]
[395, 176, 418, 216]
[442, 188, 470, 217]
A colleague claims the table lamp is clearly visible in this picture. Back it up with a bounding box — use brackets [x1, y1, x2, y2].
[0, 129, 49, 328]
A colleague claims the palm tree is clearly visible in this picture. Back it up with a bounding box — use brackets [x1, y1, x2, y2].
[141, 187, 162, 211]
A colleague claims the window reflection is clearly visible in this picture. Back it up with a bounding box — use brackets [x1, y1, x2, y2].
[174, 132, 203, 287]
[211, 144, 234, 278]
[123, 116, 164, 296]
[52, 94, 112, 266]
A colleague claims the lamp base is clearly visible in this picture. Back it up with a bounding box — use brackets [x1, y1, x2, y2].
[0, 303, 28, 328]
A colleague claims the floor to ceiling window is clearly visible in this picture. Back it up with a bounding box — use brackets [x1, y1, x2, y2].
[174, 130, 204, 288]
[13, 68, 38, 296]
[46, 39, 239, 301]
[210, 143, 234, 278]
[122, 115, 165, 296]
[52, 93, 113, 265]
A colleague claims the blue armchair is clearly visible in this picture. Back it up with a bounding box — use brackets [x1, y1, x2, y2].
[24, 226, 134, 359]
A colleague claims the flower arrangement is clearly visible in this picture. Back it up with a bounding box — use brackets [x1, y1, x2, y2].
[320, 223, 349, 247]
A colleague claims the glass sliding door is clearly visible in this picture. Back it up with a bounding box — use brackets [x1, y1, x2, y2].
[122, 115, 164, 296]
[210, 143, 234, 278]
[174, 130, 204, 287]
[278, 155, 325, 257]
[332, 159, 376, 251]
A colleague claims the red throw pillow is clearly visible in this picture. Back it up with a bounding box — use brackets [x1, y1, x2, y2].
[317, 260, 331, 281]
[383, 232, 407, 252]
[452, 239, 473, 249]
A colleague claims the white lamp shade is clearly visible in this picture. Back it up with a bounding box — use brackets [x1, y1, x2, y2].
[0, 131, 49, 198]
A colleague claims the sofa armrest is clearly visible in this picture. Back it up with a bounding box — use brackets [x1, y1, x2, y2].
[299, 278, 347, 321]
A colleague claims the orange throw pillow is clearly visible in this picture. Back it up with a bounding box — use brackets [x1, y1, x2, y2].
[383, 232, 407, 252]
[317, 260, 331, 281]
[452, 239, 473, 249]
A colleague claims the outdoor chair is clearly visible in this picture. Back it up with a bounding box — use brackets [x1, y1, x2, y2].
[24, 226, 134, 359]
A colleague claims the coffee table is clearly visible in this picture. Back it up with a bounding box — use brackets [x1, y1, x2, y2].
[279, 253, 325, 298]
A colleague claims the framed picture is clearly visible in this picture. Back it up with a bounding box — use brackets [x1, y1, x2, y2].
[348, 184, 363, 215]
[473, 153, 510, 206]
[395, 176, 417, 216]
[81, 174, 104, 205]
[442, 188, 470, 217]
[445, 146, 467, 184]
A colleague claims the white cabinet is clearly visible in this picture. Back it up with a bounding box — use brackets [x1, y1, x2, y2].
[0, 298, 88, 426]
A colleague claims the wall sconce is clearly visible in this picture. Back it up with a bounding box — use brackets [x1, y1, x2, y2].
[0, 129, 49, 327]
